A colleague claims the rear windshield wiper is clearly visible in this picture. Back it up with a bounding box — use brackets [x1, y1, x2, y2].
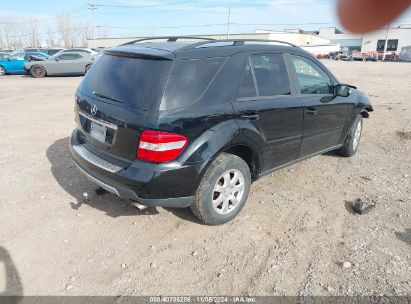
[92, 91, 125, 103]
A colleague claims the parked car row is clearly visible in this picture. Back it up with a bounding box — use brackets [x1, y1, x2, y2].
[0, 52, 49, 75]
[317, 50, 401, 62]
[9, 47, 99, 56]
[25, 52, 96, 78]
[0, 48, 99, 77]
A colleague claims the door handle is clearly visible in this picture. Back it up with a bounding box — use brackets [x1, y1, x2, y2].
[306, 108, 317, 115]
[241, 112, 260, 120]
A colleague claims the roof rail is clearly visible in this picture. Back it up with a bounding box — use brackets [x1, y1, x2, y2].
[182, 39, 298, 50]
[121, 36, 216, 46]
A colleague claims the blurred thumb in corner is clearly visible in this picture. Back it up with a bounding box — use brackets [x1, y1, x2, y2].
[338, 0, 411, 33]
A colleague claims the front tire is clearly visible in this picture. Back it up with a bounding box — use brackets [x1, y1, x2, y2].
[191, 153, 251, 225]
[336, 115, 363, 157]
[85, 64, 92, 74]
[30, 65, 46, 78]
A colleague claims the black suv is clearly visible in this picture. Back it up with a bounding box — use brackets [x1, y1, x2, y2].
[70, 37, 373, 225]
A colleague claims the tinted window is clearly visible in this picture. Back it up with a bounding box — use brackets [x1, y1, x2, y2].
[161, 58, 224, 110]
[237, 54, 291, 99]
[291, 55, 333, 94]
[237, 61, 257, 98]
[251, 54, 291, 96]
[47, 49, 62, 56]
[79, 53, 172, 110]
[10, 53, 25, 60]
[58, 54, 82, 60]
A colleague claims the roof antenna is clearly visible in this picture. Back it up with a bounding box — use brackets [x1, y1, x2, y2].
[226, 0, 232, 39]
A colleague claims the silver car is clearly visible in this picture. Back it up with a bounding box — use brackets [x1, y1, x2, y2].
[25, 52, 96, 78]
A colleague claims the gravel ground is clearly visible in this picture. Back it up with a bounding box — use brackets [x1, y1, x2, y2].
[0, 61, 410, 296]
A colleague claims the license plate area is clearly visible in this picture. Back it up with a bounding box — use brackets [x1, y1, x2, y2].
[90, 121, 107, 143]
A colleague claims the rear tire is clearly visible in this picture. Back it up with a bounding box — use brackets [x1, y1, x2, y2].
[30, 65, 46, 78]
[0, 65, 5, 76]
[191, 153, 251, 225]
[336, 115, 363, 157]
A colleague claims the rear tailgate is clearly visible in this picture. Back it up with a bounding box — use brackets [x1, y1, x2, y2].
[75, 91, 155, 161]
[75, 50, 173, 162]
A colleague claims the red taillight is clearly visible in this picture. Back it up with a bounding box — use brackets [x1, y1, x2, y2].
[137, 130, 188, 163]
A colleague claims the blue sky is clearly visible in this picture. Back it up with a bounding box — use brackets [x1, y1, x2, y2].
[2, 0, 411, 38]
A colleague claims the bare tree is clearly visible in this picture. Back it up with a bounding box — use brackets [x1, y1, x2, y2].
[77, 23, 111, 47]
[0, 12, 110, 49]
[56, 13, 77, 47]
[77, 21, 93, 47]
[0, 14, 23, 49]
[27, 17, 40, 47]
[44, 24, 55, 47]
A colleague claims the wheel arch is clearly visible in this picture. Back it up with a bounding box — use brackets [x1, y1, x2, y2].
[181, 120, 263, 188]
[222, 144, 260, 180]
[85, 63, 92, 74]
[0, 65, 7, 74]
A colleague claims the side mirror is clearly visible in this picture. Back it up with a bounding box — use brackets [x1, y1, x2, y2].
[336, 84, 351, 97]
[55, 57, 59, 61]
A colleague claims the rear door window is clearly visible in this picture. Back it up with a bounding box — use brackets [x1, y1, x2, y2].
[237, 61, 257, 98]
[161, 57, 225, 110]
[250, 54, 291, 96]
[237, 54, 291, 99]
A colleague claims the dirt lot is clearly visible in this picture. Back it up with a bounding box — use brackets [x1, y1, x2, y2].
[0, 61, 410, 296]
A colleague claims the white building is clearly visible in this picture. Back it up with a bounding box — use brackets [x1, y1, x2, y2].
[87, 30, 331, 49]
[87, 25, 411, 56]
[254, 29, 330, 46]
[318, 27, 362, 51]
[361, 26, 411, 53]
[318, 25, 411, 53]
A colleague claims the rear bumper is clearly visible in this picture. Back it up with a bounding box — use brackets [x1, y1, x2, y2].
[69, 129, 198, 207]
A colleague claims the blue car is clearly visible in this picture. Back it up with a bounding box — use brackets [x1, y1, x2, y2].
[0, 52, 49, 76]
[0, 53, 10, 60]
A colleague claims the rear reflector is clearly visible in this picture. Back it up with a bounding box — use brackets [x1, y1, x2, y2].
[137, 130, 188, 163]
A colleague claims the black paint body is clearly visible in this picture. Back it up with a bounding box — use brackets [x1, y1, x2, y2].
[69, 42, 373, 207]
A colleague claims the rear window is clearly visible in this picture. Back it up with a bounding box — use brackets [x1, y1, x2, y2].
[160, 57, 225, 110]
[78, 53, 172, 110]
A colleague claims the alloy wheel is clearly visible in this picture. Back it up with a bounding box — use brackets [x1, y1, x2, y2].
[34, 67, 43, 77]
[212, 169, 245, 215]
